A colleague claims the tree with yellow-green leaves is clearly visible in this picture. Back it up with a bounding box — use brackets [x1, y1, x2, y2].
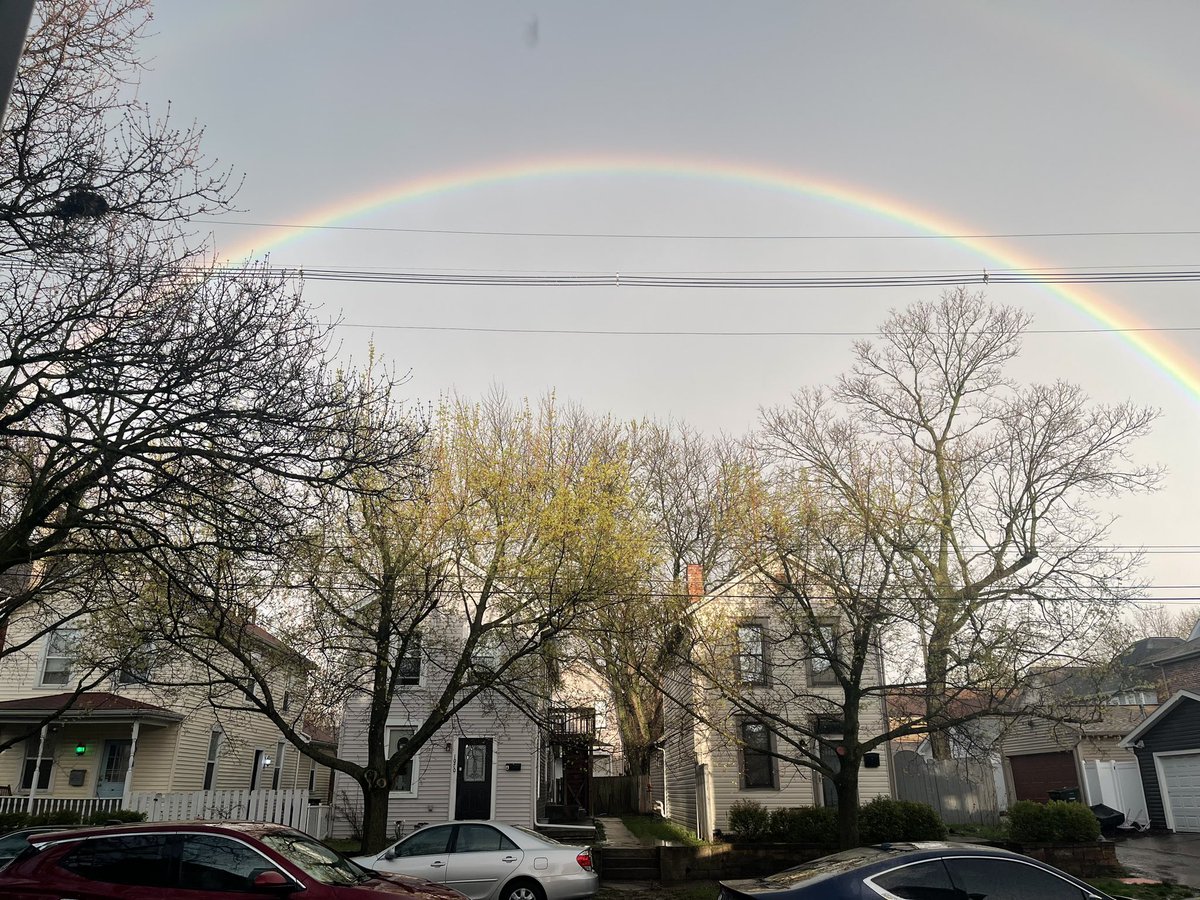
[151, 391, 650, 851]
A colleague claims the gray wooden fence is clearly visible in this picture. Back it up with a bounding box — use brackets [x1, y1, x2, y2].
[892, 749, 1000, 826]
[592, 775, 651, 815]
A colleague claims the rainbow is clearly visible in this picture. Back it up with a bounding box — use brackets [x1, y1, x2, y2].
[220, 156, 1200, 402]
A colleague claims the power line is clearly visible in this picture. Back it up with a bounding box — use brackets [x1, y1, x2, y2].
[333, 322, 1200, 337]
[196, 217, 1200, 243]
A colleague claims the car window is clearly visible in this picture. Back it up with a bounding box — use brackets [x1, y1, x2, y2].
[60, 834, 174, 887]
[260, 832, 366, 886]
[395, 825, 454, 857]
[870, 859, 962, 900]
[454, 825, 519, 853]
[944, 857, 1088, 900]
[178, 834, 282, 892]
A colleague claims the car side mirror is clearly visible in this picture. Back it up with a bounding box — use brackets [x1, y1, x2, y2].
[252, 870, 292, 892]
[384, 849, 397, 860]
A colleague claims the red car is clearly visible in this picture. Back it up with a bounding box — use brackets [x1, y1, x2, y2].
[0, 821, 468, 899]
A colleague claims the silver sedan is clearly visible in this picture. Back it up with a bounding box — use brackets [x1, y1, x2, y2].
[352, 820, 598, 900]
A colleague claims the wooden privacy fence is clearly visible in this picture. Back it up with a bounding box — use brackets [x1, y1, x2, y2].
[592, 775, 651, 816]
[892, 749, 1000, 826]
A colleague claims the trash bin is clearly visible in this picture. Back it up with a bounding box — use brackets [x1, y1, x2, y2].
[1047, 787, 1081, 802]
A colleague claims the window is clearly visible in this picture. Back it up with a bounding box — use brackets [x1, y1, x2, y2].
[740, 719, 775, 789]
[942, 857, 1089, 900]
[61, 834, 174, 887]
[308, 759, 317, 792]
[179, 834, 282, 892]
[736, 623, 767, 685]
[595, 699, 609, 731]
[271, 740, 285, 790]
[398, 634, 421, 685]
[21, 737, 52, 791]
[869, 859, 960, 900]
[203, 730, 222, 790]
[386, 725, 418, 794]
[250, 748, 265, 790]
[471, 630, 500, 672]
[393, 825, 453, 858]
[454, 824, 519, 853]
[40, 627, 79, 686]
[117, 642, 154, 685]
[808, 621, 840, 685]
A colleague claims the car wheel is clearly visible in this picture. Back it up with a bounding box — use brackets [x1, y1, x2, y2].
[499, 879, 544, 900]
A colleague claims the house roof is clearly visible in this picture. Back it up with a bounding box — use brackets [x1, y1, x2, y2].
[1077, 704, 1154, 737]
[1122, 637, 1186, 667]
[1119, 690, 1200, 747]
[301, 720, 337, 746]
[1141, 634, 1200, 667]
[0, 691, 183, 723]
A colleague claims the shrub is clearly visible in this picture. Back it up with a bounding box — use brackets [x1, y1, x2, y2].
[0, 810, 84, 830]
[83, 809, 147, 826]
[727, 800, 772, 840]
[768, 806, 837, 844]
[1008, 800, 1099, 843]
[859, 798, 947, 844]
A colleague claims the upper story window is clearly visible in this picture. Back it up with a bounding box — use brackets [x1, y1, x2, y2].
[736, 623, 767, 686]
[40, 627, 80, 686]
[1110, 690, 1156, 706]
[397, 633, 421, 685]
[117, 642, 154, 686]
[808, 621, 840, 686]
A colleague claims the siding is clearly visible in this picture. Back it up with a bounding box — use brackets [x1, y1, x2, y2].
[661, 664, 698, 834]
[1132, 696, 1200, 829]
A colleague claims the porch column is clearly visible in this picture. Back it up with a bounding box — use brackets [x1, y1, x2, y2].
[26, 724, 48, 813]
[122, 719, 140, 809]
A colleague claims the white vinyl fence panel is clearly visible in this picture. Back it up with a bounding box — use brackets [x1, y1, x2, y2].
[1082, 759, 1149, 828]
[128, 789, 313, 832]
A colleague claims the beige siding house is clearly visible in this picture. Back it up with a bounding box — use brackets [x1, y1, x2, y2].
[0, 610, 333, 807]
[662, 565, 892, 839]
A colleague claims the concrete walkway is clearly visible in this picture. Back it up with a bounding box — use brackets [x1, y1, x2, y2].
[1115, 832, 1200, 890]
[596, 816, 651, 848]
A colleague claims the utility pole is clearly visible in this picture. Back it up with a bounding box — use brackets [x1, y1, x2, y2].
[0, 0, 35, 125]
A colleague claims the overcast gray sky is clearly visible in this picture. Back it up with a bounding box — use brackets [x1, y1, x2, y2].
[138, 1, 1200, 610]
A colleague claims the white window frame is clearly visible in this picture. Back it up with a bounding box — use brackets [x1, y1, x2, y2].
[21, 736, 54, 792]
[397, 634, 422, 687]
[385, 723, 420, 798]
[39, 626, 80, 688]
[250, 748, 266, 790]
[270, 740, 286, 790]
[308, 759, 317, 793]
[203, 729, 223, 790]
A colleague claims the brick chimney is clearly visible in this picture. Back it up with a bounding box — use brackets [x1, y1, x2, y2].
[686, 563, 705, 601]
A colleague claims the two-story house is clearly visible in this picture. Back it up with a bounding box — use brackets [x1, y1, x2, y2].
[0, 606, 333, 813]
[661, 565, 892, 839]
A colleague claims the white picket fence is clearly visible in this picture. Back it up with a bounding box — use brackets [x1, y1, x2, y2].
[0, 796, 122, 817]
[128, 788, 329, 837]
[1082, 759, 1149, 827]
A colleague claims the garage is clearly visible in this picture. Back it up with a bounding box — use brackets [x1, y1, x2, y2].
[1158, 752, 1200, 833]
[1009, 751, 1080, 803]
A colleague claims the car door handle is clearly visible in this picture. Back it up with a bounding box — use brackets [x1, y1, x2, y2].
[502, 856, 518, 863]
[430, 861, 446, 868]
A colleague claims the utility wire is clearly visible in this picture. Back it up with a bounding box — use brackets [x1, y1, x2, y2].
[195, 218, 1200, 243]
[332, 322, 1200, 337]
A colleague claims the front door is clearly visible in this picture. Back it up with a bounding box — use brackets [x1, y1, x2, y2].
[97, 739, 132, 799]
[454, 738, 493, 820]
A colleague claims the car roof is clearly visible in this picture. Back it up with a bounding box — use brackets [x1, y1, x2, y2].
[28, 821, 302, 845]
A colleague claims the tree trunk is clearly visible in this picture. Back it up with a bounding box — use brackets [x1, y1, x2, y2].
[835, 757, 861, 850]
[926, 627, 953, 760]
[623, 743, 655, 777]
[361, 782, 392, 853]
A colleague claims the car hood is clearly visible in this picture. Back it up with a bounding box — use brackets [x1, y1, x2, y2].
[352, 871, 465, 897]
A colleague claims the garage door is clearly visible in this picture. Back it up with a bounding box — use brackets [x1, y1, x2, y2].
[1160, 752, 1200, 832]
[1009, 752, 1079, 802]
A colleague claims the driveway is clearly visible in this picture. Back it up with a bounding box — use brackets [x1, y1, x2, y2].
[1115, 832, 1200, 888]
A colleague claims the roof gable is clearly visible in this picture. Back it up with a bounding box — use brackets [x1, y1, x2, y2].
[1119, 690, 1200, 747]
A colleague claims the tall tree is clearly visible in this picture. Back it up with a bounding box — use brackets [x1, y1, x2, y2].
[151, 392, 649, 851]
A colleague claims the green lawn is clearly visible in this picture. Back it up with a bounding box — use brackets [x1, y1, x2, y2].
[618, 815, 706, 846]
[324, 838, 364, 855]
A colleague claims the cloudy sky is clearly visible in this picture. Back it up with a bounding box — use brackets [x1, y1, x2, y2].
[137, 1, 1200, 610]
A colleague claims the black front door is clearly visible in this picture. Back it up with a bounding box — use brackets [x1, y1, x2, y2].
[454, 738, 493, 820]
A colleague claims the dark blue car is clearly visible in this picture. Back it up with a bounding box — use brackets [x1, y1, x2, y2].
[718, 842, 1133, 900]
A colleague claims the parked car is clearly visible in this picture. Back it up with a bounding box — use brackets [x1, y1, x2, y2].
[0, 827, 77, 869]
[718, 842, 1134, 900]
[353, 820, 598, 900]
[0, 821, 467, 899]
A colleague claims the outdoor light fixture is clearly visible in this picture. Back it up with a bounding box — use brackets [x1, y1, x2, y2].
[74, 742, 86, 755]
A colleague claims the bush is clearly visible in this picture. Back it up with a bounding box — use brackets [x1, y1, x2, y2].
[859, 798, 947, 844]
[83, 809, 147, 826]
[0, 810, 83, 831]
[727, 800, 772, 840]
[768, 806, 837, 844]
[1008, 800, 1099, 843]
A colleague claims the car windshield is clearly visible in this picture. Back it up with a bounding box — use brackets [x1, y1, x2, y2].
[750, 846, 898, 889]
[260, 832, 369, 886]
